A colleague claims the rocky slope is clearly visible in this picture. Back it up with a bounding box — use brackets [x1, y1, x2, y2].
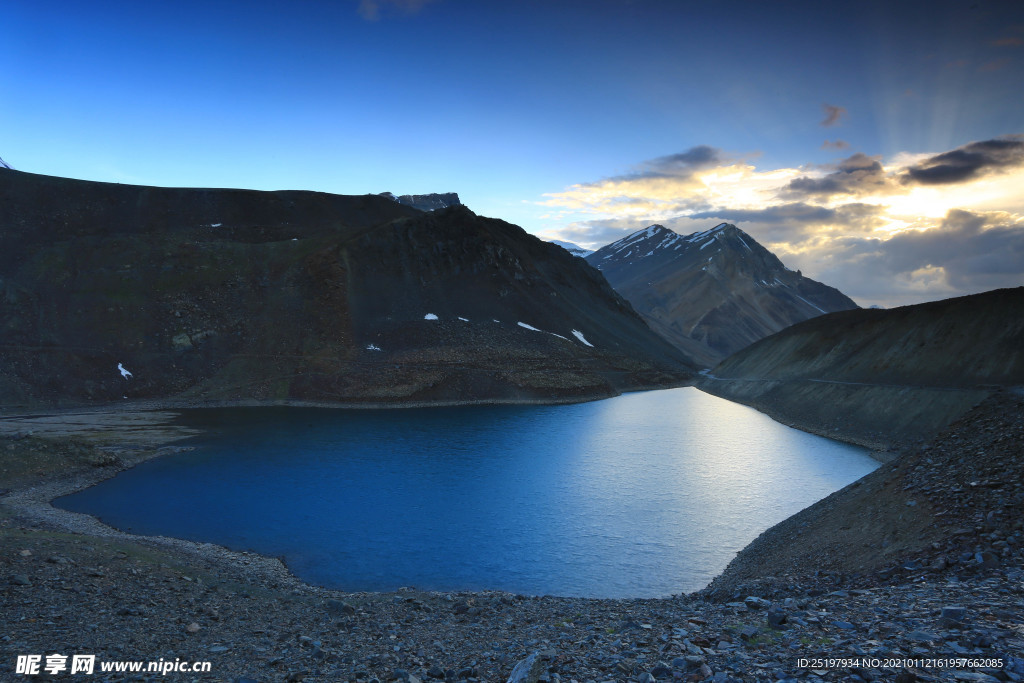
[380, 192, 462, 212]
[699, 287, 1024, 448]
[0, 169, 694, 409]
[586, 224, 858, 367]
[704, 389, 1024, 599]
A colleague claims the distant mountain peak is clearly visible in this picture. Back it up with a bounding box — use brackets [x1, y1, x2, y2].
[598, 224, 685, 261]
[549, 239, 594, 258]
[585, 222, 858, 366]
[613, 223, 673, 243]
[595, 222, 765, 268]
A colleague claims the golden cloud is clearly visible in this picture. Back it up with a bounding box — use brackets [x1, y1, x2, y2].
[538, 138, 1024, 307]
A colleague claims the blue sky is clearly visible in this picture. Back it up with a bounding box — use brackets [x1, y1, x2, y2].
[4, 0, 1023, 306]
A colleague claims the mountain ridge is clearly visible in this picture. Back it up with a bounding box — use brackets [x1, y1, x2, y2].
[380, 191, 462, 212]
[0, 169, 694, 408]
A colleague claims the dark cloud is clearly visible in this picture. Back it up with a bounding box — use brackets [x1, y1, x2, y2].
[860, 210, 1024, 287]
[821, 104, 846, 127]
[687, 202, 883, 244]
[992, 37, 1023, 47]
[795, 210, 1024, 306]
[783, 137, 1024, 197]
[821, 139, 850, 150]
[690, 202, 839, 226]
[632, 145, 725, 179]
[555, 146, 729, 195]
[667, 197, 715, 215]
[779, 153, 892, 200]
[903, 136, 1024, 185]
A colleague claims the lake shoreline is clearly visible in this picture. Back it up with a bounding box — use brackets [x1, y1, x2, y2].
[3, 396, 1022, 681]
[0, 378, 694, 417]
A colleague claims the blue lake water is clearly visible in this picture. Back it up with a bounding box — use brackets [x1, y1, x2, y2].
[57, 388, 879, 598]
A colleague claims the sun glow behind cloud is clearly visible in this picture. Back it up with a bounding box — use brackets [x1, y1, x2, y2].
[539, 137, 1024, 308]
[542, 161, 805, 224]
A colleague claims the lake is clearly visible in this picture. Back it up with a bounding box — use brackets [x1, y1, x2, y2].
[56, 387, 879, 598]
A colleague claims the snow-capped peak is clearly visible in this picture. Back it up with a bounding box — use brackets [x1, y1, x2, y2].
[586, 222, 769, 272]
[686, 223, 735, 243]
[549, 240, 594, 258]
[604, 224, 675, 252]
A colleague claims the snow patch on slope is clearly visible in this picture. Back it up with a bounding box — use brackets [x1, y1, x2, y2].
[794, 295, 827, 314]
[572, 330, 594, 347]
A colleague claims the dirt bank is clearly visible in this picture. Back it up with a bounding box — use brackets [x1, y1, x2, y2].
[697, 376, 990, 451]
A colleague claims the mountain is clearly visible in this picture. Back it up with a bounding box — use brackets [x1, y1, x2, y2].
[549, 240, 594, 258]
[699, 287, 1024, 448]
[0, 169, 694, 408]
[380, 191, 462, 212]
[585, 223, 859, 367]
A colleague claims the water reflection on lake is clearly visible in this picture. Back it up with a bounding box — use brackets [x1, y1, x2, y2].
[57, 388, 878, 598]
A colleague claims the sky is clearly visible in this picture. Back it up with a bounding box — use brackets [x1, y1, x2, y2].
[4, 0, 1023, 307]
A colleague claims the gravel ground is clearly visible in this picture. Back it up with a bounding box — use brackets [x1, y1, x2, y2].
[1, 397, 1022, 683]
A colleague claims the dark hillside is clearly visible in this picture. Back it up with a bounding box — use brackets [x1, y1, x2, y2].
[711, 287, 1024, 387]
[699, 287, 1024, 447]
[0, 169, 693, 408]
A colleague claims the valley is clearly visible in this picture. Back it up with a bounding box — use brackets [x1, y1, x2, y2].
[1, 169, 1022, 682]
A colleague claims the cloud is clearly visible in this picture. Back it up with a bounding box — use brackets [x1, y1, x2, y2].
[539, 145, 739, 219]
[992, 37, 1023, 47]
[779, 153, 894, 200]
[688, 202, 885, 244]
[875, 210, 1024, 287]
[791, 210, 1024, 306]
[689, 202, 851, 227]
[545, 202, 885, 252]
[569, 145, 728, 186]
[821, 139, 850, 150]
[614, 145, 727, 181]
[538, 135, 1024, 306]
[357, 0, 435, 21]
[821, 103, 846, 127]
[902, 136, 1024, 185]
[544, 219, 656, 250]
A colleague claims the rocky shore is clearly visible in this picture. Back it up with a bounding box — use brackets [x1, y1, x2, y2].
[2, 396, 1023, 682]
